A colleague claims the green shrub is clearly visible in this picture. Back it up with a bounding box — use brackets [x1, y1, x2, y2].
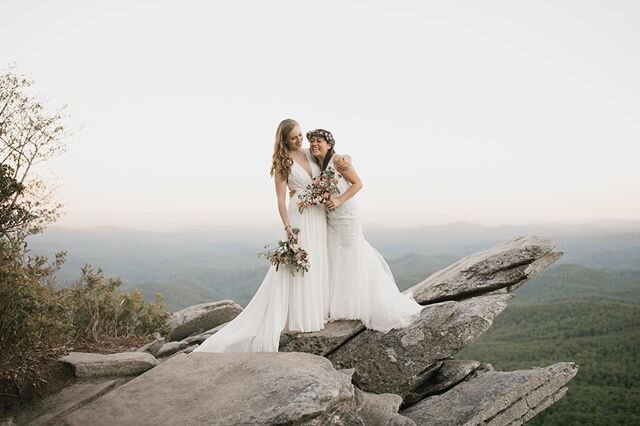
[0, 242, 71, 355]
[59, 264, 170, 340]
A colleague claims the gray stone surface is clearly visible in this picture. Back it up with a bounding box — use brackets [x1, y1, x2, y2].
[183, 321, 228, 344]
[26, 237, 573, 425]
[404, 359, 481, 406]
[62, 352, 359, 426]
[328, 294, 511, 396]
[401, 362, 578, 426]
[14, 379, 124, 425]
[486, 398, 529, 426]
[354, 388, 416, 426]
[161, 344, 199, 363]
[60, 352, 159, 378]
[156, 341, 189, 358]
[407, 236, 562, 304]
[168, 300, 242, 341]
[137, 334, 165, 357]
[522, 387, 568, 423]
[280, 319, 366, 356]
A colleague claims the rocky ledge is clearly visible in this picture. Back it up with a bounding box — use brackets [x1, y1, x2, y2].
[2, 235, 577, 425]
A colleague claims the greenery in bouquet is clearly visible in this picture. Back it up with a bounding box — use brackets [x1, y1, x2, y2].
[297, 166, 341, 213]
[258, 227, 310, 275]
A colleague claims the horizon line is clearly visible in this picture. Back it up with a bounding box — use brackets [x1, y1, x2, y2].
[40, 217, 640, 234]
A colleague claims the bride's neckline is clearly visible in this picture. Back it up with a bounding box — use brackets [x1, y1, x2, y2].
[290, 150, 313, 179]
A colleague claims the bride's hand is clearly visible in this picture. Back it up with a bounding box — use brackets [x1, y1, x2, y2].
[289, 189, 296, 198]
[285, 225, 295, 240]
[334, 154, 352, 174]
[326, 196, 343, 210]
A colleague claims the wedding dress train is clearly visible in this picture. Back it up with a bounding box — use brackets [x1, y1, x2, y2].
[194, 149, 328, 352]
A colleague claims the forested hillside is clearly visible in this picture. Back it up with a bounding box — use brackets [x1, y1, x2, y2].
[457, 296, 640, 424]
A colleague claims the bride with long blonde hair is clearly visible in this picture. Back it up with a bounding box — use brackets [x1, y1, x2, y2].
[194, 118, 329, 352]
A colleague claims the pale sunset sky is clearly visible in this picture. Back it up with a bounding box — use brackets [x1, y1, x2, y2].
[3, 0, 639, 230]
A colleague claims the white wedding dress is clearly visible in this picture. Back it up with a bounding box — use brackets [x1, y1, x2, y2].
[194, 149, 328, 352]
[326, 155, 423, 332]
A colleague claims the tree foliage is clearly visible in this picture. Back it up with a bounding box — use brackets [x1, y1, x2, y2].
[0, 69, 170, 404]
[0, 69, 65, 241]
[457, 297, 640, 425]
[59, 265, 170, 341]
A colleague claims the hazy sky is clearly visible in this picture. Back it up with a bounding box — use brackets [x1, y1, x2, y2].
[3, 0, 639, 230]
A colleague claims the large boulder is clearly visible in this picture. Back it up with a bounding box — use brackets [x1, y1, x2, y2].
[401, 362, 578, 425]
[328, 294, 511, 397]
[61, 352, 361, 425]
[60, 352, 159, 378]
[168, 300, 242, 341]
[407, 236, 562, 304]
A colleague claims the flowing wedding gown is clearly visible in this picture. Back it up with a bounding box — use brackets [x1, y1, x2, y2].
[326, 155, 423, 332]
[194, 149, 328, 352]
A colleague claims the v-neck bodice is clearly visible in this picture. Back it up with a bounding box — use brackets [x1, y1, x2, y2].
[288, 149, 320, 192]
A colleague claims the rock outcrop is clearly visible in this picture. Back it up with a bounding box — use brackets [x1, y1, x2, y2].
[6, 236, 576, 425]
[401, 362, 578, 425]
[279, 236, 562, 359]
[60, 352, 159, 378]
[408, 235, 563, 304]
[328, 294, 511, 396]
[61, 352, 394, 425]
[167, 300, 242, 341]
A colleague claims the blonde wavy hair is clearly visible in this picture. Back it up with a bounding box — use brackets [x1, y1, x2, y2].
[269, 118, 299, 179]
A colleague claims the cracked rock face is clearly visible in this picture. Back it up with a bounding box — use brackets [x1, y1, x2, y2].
[401, 362, 578, 426]
[328, 294, 512, 396]
[407, 236, 562, 304]
[403, 359, 481, 407]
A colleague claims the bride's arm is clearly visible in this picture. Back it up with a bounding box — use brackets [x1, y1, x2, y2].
[334, 154, 352, 174]
[326, 162, 363, 210]
[275, 174, 294, 238]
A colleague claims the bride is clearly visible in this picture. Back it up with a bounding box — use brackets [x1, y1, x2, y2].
[307, 129, 423, 331]
[194, 119, 330, 353]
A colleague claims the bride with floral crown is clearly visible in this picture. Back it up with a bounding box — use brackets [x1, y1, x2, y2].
[307, 128, 423, 332]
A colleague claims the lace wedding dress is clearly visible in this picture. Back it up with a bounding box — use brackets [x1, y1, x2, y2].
[325, 156, 423, 332]
[194, 149, 328, 352]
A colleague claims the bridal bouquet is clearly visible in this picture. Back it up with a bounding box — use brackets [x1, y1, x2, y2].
[258, 227, 310, 275]
[297, 167, 341, 213]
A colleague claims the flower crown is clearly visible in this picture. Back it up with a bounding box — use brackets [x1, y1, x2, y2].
[306, 129, 335, 148]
